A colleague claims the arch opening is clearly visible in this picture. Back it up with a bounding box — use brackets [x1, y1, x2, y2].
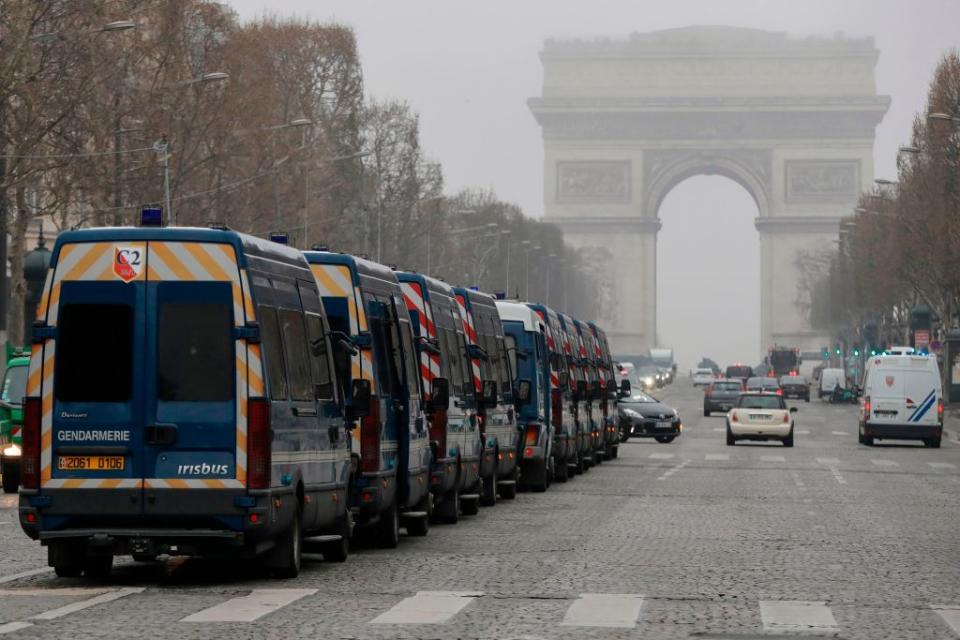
[656, 174, 761, 373]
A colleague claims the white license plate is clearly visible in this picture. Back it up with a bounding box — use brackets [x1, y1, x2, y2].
[656, 421, 672, 429]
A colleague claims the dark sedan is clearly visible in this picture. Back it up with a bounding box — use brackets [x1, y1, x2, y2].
[618, 392, 682, 443]
[704, 379, 744, 415]
[779, 375, 810, 401]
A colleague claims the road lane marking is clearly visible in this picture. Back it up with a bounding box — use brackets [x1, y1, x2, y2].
[795, 429, 810, 435]
[761, 455, 785, 462]
[31, 587, 144, 620]
[712, 427, 725, 432]
[370, 591, 482, 624]
[871, 459, 899, 467]
[829, 467, 847, 485]
[790, 471, 806, 490]
[760, 600, 839, 634]
[705, 453, 729, 461]
[648, 453, 674, 459]
[832, 431, 849, 436]
[560, 593, 645, 628]
[0, 622, 33, 635]
[657, 458, 691, 481]
[929, 462, 956, 469]
[0, 588, 113, 597]
[931, 605, 960, 635]
[182, 589, 316, 623]
[816, 457, 841, 465]
[0, 568, 51, 584]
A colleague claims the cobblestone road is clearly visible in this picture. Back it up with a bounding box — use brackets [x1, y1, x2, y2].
[0, 382, 958, 638]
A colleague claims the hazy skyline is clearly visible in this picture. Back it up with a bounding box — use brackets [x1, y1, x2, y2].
[227, 0, 959, 367]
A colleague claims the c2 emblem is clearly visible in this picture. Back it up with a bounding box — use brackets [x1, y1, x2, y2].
[114, 246, 143, 283]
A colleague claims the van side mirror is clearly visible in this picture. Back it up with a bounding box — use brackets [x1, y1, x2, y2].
[468, 344, 489, 361]
[789, 406, 798, 413]
[517, 379, 531, 403]
[430, 377, 450, 409]
[619, 379, 632, 397]
[347, 379, 372, 419]
[482, 379, 497, 407]
[606, 379, 618, 395]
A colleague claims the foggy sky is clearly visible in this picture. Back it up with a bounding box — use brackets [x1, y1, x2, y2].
[228, 0, 959, 368]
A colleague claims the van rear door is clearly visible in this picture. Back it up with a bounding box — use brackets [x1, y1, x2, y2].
[869, 367, 905, 424]
[142, 241, 245, 514]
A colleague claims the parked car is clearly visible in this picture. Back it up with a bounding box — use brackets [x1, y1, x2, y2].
[618, 392, 682, 443]
[703, 379, 744, 416]
[726, 392, 797, 447]
[779, 375, 810, 401]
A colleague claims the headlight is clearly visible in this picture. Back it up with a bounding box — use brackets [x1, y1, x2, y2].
[643, 377, 654, 386]
[621, 408, 641, 419]
[2, 444, 21, 457]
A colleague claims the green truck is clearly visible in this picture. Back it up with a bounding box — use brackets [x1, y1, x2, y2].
[0, 348, 30, 494]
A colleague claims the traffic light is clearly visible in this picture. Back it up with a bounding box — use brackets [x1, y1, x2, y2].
[822, 347, 829, 359]
[853, 348, 860, 357]
[835, 347, 841, 356]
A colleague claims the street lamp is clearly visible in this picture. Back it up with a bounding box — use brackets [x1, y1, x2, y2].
[500, 229, 512, 296]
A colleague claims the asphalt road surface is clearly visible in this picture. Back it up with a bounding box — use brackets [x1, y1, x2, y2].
[0, 381, 958, 639]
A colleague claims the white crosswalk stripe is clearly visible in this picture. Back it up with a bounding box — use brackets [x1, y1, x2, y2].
[761, 455, 785, 462]
[0, 622, 33, 635]
[30, 588, 144, 621]
[182, 589, 316, 623]
[560, 593, 645, 628]
[929, 462, 956, 469]
[759, 600, 839, 634]
[871, 459, 899, 467]
[832, 430, 849, 436]
[648, 453, 675, 459]
[705, 453, 729, 461]
[370, 591, 482, 624]
[931, 605, 960, 635]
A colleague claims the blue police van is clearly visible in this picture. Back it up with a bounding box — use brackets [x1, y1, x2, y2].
[496, 301, 554, 492]
[398, 272, 484, 521]
[305, 252, 432, 545]
[19, 227, 362, 579]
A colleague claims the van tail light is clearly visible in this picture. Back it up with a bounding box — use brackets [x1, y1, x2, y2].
[360, 397, 381, 473]
[775, 389, 783, 396]
[864, 396, 871, 415]
[525, 424, 539, 446]
[429, 408, 447, 459]
[938, 399, 944, 423]
[21, 397, 41, 490]
[247, 398, 271, 489]
[730, 410, 738, 422]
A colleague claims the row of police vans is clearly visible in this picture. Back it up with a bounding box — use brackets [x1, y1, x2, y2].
[17, 226, 630, 579]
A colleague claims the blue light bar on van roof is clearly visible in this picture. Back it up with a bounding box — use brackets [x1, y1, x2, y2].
[469, 286, 480, 292]
[140, 206, 163, 227]
[270, 232, 289, 245]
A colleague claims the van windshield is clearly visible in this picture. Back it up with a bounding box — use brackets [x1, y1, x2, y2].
[158, 301, 233, 402]
[1, 365, 27, 406]
[56, 303, 133, 402]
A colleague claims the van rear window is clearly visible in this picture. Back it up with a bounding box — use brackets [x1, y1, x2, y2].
[56, 304, 133, 402]
[158, 302, 233, 402]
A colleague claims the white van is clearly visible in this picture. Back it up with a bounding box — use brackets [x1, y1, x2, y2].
[818, 368, 845, 399]
[859, 355, 942, 447]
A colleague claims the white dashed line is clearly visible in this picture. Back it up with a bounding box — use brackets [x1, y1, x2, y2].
[832, 431, 849, 436]
[648, 453, 674, 460]
[929, 462, 956, 469]
[31, 588, 145, 621]
[712, 427, 725, 432]
[560, 593, 645, 628]
[0, 622, 33, 635]
[790, 471, 806, 490]
[931, 605, 960, 635]
[816, 457, 841, 465]
[760, 600, 839, 634]
[370, 591, 482, 624]
[705, 453, 730, 461]
[871, 459, 899, 467]
[795, 429, 810, 435]
[829, 467, 847, 485]
[657, 459, 691, 481]
[182, 589, 316, 623]
[0, 568, 51, 584]
[761, 455, 785, 462]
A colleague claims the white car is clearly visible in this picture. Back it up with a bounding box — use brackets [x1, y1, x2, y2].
[692, 368, 715, 387]
[726, 392, 797, 447]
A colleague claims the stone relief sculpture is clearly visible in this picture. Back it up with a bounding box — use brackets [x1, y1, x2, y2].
[557, 162, 630, 202]
[786, 160, 859, 202]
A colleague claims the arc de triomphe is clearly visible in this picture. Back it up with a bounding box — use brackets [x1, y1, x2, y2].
[529, 27, 889, 357]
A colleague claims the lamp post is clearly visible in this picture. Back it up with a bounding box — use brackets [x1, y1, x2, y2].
[501, 229, 512, 296]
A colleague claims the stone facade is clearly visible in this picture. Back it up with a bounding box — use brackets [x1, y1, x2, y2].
[529, 26, 890, 357]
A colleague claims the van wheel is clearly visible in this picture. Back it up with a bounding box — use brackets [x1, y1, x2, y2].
[435, 486, 460, 524]
[925, 435, 942, 448]
[82, 555, 113, 580]
[272, 508, 302, 579]
[460, 490, 480, 516]
[405, 514, 429, 537]
[50, 542, 84, 578]
[610, 445, 619, 459]
[500, 467, 518, 499]
[323, 512, 351, 563]
[376, 502, 400, 549]
[554, 457, 568, 482]
[703, 408, 710, 417]
[782, 431, 794, 448]
[654, 435, 675, 444]
[726, 424, 736, 446]
[480, 469, 497, 507]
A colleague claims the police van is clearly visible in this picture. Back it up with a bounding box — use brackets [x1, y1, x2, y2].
[573, 318, 605, 465]
[305, 252, 432, 544]
[859, 354, 943, 447]
[398, 272, 483, 521]
[558, 313, 592, 472]
[526, 304, 577, 481]
[589, 322, 622, 460]
[452, 287, 519, 503]
[496, 300, 553, 491]
[20, 227, 359, 579]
